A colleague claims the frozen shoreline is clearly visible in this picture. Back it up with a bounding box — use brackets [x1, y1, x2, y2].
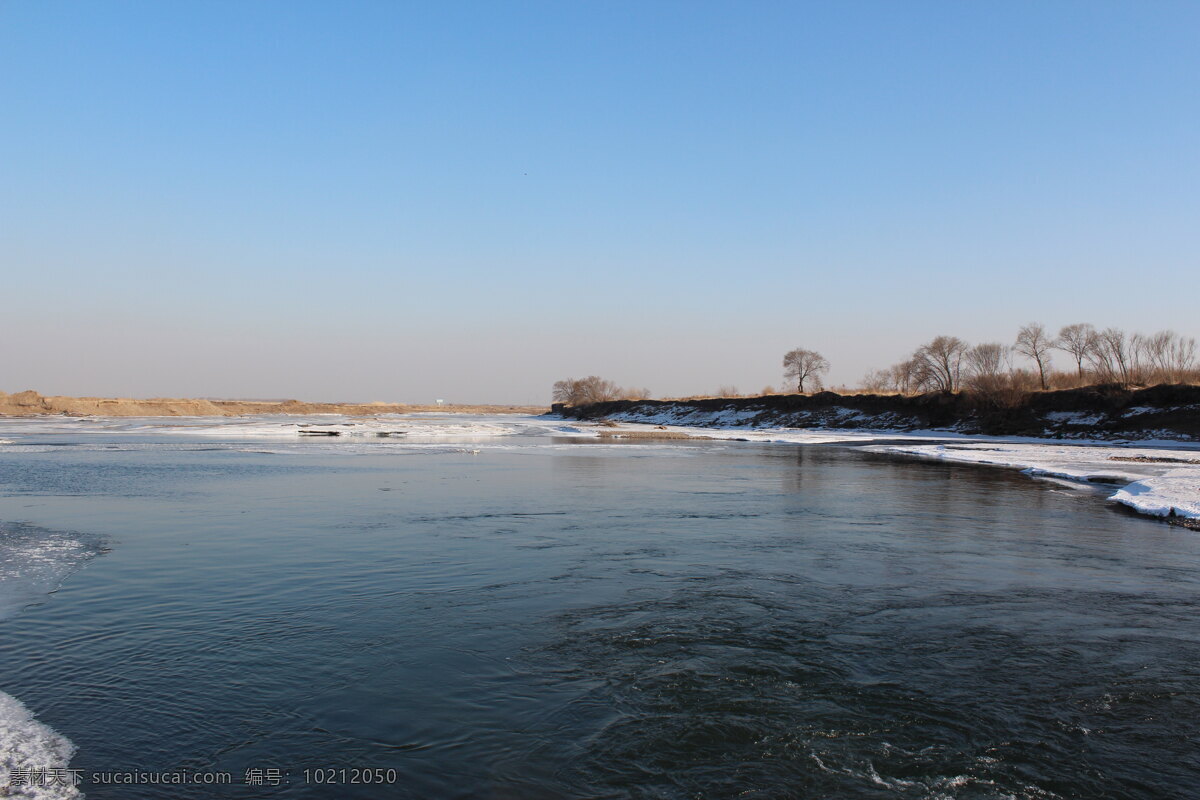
[595, 415, 1200, 522]
[860, 441, 1200, 521]
[581, 404, 1200, 523]
[560, 384, 1200, 443]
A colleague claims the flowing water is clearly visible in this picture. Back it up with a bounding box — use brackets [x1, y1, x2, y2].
[1, 416, 1198, 799]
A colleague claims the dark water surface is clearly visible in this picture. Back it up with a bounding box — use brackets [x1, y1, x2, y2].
[2, 430, 1199, 799]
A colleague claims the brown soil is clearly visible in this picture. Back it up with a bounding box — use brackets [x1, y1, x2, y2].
[0, 390, 546, 418]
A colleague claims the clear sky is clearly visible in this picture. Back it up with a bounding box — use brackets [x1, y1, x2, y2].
[3, 1, 1197, 404]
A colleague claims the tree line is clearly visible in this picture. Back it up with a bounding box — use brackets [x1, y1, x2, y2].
[861, 324, 1197, 395]
[551, 323, 1198, 405]
[552, 376, 651, 406]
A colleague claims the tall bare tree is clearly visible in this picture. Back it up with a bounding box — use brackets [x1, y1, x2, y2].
[1056, 323, 1096, 377]
[966, 342, 1007, 380]
[1087, 328, 1134, 385]
[1166, 333, 1197, 381]
[911, 336, 968, 392]
[965, 342, 1009, 395]
[782, 348, 830, 393]
[891, 359, 919, 394]
[1014, 323, 1053, 390]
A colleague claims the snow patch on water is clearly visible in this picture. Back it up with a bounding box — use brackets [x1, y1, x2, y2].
[0, 692, 80, 799]
[0, 524, 100, 797]
[0, 524, 105, 621]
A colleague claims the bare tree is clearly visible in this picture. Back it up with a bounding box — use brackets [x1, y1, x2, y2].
[890, 359, 919, 394]
[1130, 333, 1151, 384]
[911, 336, 968, 392]
[1014, 323, 1053, 390]
[1056, 323, 1096, 378]
[1142, 331, 1174, 379]
[850, 323, 1195, 398]
[783, 348, 830, 393]
[552, 376, 623, 406]
[1087, 328, 1134, 385]
[552, 380, 574, 404]
[859, 369, 892, 393]
[861, 359, 921, 394]
[965, 342, 1010, 395]
[966, 342, 1007, 380]
[1137, 330, 1197, 384]
[1167, 334, 1197, 381]
[715, 385, 740, 398]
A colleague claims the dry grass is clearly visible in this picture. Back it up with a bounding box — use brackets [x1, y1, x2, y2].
[0, 391, 548, 418]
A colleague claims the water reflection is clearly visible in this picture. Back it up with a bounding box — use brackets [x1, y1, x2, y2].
[0, 441, 1196, 799]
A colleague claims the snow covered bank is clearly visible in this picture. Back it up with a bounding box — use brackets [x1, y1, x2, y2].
[559, 384, 1200, 442]
[863, 442, 1200, 521]
[1110, 472, 1200, 520]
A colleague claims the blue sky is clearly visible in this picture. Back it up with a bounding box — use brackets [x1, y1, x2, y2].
[3, 1, 1197, 403]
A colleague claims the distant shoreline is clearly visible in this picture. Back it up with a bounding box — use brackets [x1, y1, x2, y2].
[554, 384, 1200, 443]
[0, 390, 546, 418]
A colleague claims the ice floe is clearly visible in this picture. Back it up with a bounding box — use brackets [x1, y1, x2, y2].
[0, 524, 105, 622]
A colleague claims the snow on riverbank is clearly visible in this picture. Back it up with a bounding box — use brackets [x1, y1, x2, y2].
[862, 441, 1200, 520]
[588, 408, 1200, 522]
[1110, 472, 1200, 519]
[590, 391, 1200, 442]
